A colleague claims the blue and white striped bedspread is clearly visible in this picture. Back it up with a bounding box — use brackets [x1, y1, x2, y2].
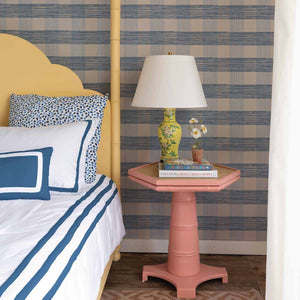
[0, 175, 125, 300]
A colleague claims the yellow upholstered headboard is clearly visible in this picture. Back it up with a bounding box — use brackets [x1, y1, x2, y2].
[0, 33, 118, 186]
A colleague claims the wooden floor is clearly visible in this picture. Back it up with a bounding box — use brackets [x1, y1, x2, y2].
[105, 253, 266, 298]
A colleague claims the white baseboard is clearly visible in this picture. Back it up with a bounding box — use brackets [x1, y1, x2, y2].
[121, 239, 266, 255]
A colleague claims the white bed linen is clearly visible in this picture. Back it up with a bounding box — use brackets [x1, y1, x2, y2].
[0, 175, 125, 300]
[0, 121, 98, 192]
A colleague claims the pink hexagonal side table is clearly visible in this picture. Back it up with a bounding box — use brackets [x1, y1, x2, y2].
[128, 162, 240, 299]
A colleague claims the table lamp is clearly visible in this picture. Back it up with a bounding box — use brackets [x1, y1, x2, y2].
[132, 54, 207, 161]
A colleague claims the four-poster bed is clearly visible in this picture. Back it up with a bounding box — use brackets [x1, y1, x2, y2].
[0, 0, 122, 299]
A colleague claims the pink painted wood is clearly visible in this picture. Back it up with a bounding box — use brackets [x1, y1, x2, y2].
[128, 162, 240, 299]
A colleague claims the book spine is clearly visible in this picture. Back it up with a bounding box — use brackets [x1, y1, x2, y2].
[164, 165, 212, 170]
[159, 170, 218, 178]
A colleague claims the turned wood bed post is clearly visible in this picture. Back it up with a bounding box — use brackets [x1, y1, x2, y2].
[111, 0, 121, 191]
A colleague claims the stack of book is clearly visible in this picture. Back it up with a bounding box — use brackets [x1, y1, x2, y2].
[158, 159, 218, 178]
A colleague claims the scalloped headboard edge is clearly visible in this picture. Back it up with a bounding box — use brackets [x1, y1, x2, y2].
[0, 33, 112, 178]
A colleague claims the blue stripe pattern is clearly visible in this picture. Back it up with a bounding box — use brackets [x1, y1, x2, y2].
[117, 83, 272, 99]
[122, 110, 271, 125]
[0, 175, 105, 297]
[124, 215, 267, 231]
[122, 137, 269, 151]
[121, 5, 274, 20]
[0, 5, 274, 20]
[0, 30, 273, 46]
[0, 0, 273, 241]
[0, 147, 53, 201]
[83, 83, 272, 101]
[44, 188, 118, 299]
[16, 179, 114, 299]
[123, 31, 274, 46]
[122, 189, 268, 205]
[48, 57, 273, 72]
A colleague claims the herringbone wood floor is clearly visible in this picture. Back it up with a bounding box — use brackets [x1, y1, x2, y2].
[105, 254, 266, 298]
[102, 288, 263, 299]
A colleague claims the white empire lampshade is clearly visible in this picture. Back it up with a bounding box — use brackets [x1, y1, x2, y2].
[132, 55, 207, 108]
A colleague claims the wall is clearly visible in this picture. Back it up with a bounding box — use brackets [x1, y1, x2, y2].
[0, 0, 274, 254]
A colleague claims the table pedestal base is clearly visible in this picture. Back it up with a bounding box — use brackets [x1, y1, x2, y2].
[141, 191, 228, 298]
[143, 263, 228, 299]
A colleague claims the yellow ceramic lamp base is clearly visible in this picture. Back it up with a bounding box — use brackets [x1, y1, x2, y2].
[158, 108, 182, 161]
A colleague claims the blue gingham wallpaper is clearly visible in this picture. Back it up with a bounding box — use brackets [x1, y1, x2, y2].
[0, 0, 274, 242]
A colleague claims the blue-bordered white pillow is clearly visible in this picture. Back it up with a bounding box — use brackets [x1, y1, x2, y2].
[0, 147, 53, 200]
[9, 94, 108, 184]
[0, 120, 98, 193]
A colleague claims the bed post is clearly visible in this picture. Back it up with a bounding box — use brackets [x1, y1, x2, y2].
[111, 0, 121, 191]
[111, 0, 121, 261]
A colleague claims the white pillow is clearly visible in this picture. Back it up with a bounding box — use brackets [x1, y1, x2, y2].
[0, 120, 98, 193]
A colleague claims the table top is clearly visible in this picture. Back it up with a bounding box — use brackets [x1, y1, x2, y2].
[128, 162, 240, 192]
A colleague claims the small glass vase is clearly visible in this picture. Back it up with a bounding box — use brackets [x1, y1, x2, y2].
[192, 148, 203, 163]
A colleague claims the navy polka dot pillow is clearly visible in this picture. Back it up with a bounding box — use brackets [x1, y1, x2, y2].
[9, 94, 108, 184]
